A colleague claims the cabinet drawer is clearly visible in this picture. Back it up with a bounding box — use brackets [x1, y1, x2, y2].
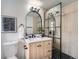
[43, 40, 53, 57]
[44, 55, 52, 59]
[44, 40, 53, 49]
[46, 49, 52, 55]
[29, 42, 42, 48]
[29, 42, 44, 59]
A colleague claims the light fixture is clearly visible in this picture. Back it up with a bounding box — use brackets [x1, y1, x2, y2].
[30, 7, 40, 12]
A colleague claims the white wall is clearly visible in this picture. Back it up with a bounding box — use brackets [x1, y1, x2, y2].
[1, 0, 44, 59]
[62, 1, 78, 59]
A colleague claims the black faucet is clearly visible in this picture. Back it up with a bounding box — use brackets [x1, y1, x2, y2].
[32, 34, 35, 38]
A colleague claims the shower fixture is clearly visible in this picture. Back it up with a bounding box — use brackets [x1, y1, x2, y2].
[48, 10, 59, 16]
[44, 3, 62, 59]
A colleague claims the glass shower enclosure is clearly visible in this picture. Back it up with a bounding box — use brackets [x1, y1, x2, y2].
[44, 3, 62, 59]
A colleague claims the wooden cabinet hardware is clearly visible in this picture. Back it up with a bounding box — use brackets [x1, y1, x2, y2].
[24, 45, 28, 49]
[48, 43, 51, 45]
[48, 57, 50, 59]
[48, 50, 51, 52]
[37, 44, 41, 47]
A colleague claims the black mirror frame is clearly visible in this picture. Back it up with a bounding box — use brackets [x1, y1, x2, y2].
[25, 10, 42, 35]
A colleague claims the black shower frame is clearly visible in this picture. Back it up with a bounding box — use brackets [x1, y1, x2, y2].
[44, 2, 62, 59]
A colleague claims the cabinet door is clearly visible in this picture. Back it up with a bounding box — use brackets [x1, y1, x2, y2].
[36, 42, 44, 59]
[29, 42, 43, 59]
[24, 44, 30, 59]
[43, 40, 53, 59]
[29, 43, 37, 59]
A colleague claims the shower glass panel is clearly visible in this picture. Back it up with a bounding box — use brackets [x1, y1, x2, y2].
[44, 3, 62, 59]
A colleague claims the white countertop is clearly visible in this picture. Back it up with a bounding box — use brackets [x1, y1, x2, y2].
[24, 37, 52, 43]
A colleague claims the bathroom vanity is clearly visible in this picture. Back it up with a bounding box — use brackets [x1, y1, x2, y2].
[23, 7, 53, 59]
[24, 37, 53, 59]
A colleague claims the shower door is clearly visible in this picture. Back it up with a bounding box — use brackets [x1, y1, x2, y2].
[44, 3, 62, 59]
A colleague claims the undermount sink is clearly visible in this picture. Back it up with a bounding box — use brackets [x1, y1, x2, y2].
[25, 34, 42, 39]
[25, 37, 52, 43]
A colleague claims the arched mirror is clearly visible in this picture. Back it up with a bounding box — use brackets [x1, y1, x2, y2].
[25, 7, 42, 37]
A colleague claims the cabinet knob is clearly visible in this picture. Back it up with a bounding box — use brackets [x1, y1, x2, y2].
[48, 50, 51, 52]
[48, 56, 51, 59]
[48, 43, 50, 45]
[24, 45, 28, 49]
[37, 44, 41, 47]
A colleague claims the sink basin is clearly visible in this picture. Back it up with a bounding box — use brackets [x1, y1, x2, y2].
[25, 37, 52, 43]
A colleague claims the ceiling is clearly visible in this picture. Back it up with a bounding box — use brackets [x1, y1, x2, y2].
[2, 0, 77, 10]
[25, 0, 77, 10]
[39, 0, 77, 9]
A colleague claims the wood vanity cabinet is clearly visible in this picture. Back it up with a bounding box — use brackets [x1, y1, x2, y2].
[24, 40, 53, 59]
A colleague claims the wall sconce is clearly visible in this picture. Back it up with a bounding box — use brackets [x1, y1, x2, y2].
[30, 7, 40, 12]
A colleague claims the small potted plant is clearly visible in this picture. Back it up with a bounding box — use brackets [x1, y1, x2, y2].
[37, 27, 45, 37]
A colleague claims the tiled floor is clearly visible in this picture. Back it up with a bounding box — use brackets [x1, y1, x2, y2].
[19, 48, 75, 59]
[53, 48, 75, 59]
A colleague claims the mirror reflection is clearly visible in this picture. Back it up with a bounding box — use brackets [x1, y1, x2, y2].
[25, 11, 42, 35]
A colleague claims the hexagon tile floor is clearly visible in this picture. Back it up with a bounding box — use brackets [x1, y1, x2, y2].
[52, 48, 75, 59]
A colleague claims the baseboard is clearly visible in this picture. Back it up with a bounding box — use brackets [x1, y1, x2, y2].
[62, 52, 76, 59]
